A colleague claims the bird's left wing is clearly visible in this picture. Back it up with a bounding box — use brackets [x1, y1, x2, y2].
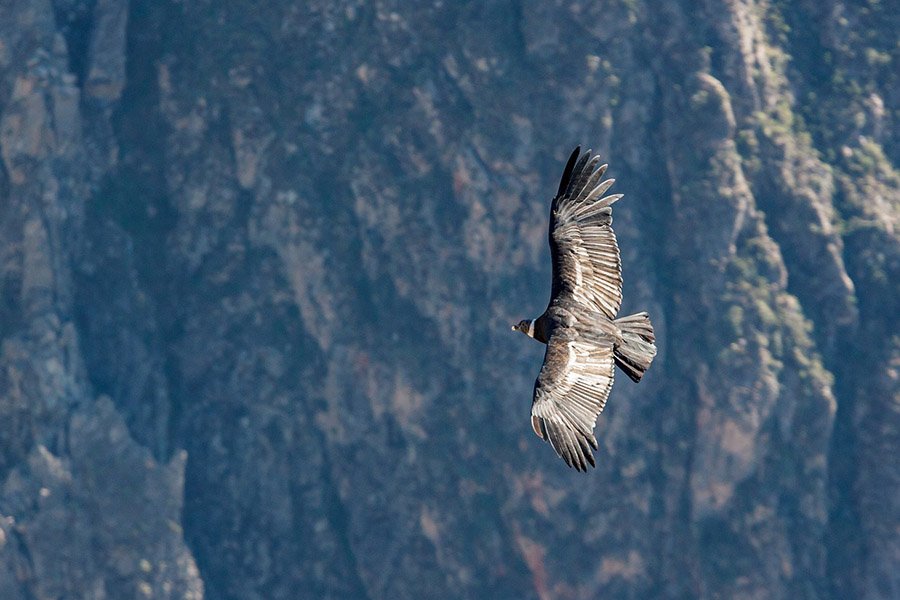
[530, 323, 616, 471]
[549, 147, 624, 319]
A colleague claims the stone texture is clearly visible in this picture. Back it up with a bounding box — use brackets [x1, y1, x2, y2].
[0, 398, 202, 599]
[0, 0, 897, 599]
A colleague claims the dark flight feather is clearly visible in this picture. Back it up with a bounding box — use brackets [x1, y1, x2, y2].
[555, 146, 581, 200]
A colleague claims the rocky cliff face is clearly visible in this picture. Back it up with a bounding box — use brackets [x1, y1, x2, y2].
[0, 0, 896, 598]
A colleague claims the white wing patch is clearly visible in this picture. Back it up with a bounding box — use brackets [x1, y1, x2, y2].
[531, 321, 616, 471]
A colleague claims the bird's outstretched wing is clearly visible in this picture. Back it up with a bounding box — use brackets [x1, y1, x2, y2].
[549, 147, 623, 319]
[530, 320, 616, 471]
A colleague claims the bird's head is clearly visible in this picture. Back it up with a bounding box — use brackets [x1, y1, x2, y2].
[511, 319, 535, 337]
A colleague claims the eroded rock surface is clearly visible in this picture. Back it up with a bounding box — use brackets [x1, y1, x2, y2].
[0, 0, 896, 598]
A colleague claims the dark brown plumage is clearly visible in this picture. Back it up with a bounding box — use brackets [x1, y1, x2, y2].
[513, 147, 657, 471]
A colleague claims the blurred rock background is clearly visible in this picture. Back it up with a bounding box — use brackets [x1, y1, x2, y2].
[0, 0, 897, 598]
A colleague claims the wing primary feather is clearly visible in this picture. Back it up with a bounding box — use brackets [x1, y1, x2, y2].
[596, 193, 624, 209]
[578, 195, 624, 220]
[558, 422, 580, 469]
[559, 424, 581, 470]
[556, 146, 581, 199]
[555, 404, 595, 471]
[573, 164, 606, 204]
[580, 178, 616, 205]
[578, 436, 596, 467]
[565, 151, 592, 198]
[570, 156, 603, 202]
[547, 422, 568, 464]
[563, 426, 581, 469]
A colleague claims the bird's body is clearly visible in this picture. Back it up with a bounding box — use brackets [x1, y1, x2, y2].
[513, 147, 657, 471]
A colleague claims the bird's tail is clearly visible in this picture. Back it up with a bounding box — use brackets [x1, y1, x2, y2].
[613, 312, 657, 383]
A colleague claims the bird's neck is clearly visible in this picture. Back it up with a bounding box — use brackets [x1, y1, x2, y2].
[531, 316, 550, 344]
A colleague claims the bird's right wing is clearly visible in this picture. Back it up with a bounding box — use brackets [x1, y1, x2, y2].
[530, 323, 616, 471]
[549, 147, 624, 319]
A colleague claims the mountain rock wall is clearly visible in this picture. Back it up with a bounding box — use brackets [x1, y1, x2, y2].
[0, 0, 896, 598]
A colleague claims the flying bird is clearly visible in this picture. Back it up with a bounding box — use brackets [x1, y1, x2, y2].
[512, 146, 657, 471]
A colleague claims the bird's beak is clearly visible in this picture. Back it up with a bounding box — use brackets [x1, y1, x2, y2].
[510, 324, 516, 331]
